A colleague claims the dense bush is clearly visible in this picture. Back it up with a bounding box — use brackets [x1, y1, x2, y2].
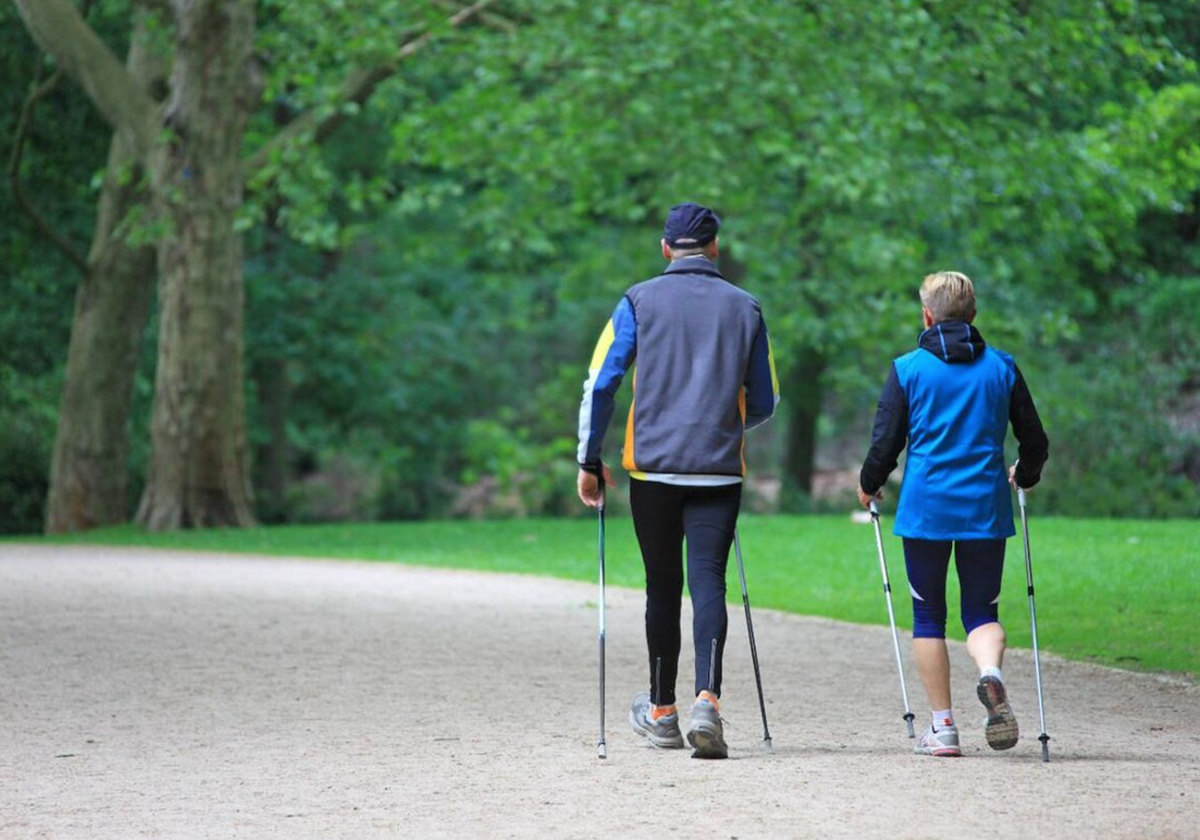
[0, 367, 55, 533]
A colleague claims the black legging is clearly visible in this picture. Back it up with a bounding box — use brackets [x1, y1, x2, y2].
[629, 478, 742, 707]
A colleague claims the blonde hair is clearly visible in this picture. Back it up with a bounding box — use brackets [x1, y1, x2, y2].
[920, 271, 976, 323]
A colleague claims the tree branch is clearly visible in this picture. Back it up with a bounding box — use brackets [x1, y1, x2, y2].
[431, 0, 518, 33]
[245, 0, 505, 177]
[11, 0, 158, 161]
[7, 57, 89, 274]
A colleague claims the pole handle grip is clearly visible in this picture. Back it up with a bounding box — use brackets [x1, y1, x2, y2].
[868, 499, 879, 517]
[1018, 487, 1027, 508]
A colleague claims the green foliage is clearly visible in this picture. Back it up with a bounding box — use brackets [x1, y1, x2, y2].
[459, 410, 579, 516]
[0, 364, 57, 533]
[385, 0, 1200, 515]
[242, 0, 473, 243]
[1031, 359, 1200, 518]
[6, 0, 1200, 529]
[243, 193, 621, 521]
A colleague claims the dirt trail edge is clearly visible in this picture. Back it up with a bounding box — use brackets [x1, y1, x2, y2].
[2, 545, 1197, 840]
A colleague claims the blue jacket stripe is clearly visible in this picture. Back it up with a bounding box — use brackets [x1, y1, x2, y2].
[744, 318, 778, 429]
[577, 297, 637, 465]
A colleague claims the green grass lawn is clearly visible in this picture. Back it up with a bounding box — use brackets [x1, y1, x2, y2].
[32, 514, 1200, 680]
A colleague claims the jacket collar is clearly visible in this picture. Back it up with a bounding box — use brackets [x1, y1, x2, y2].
[661, 255, 726, 280]
[918, 320, 987, 363]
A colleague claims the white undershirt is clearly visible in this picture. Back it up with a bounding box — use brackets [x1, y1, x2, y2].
[630, 472, 742, 487]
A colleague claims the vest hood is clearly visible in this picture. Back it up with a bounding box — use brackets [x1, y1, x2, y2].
[918, 320, 987, 363]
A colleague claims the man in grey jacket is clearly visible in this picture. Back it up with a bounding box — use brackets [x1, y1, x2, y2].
[576, 202, 780, 758]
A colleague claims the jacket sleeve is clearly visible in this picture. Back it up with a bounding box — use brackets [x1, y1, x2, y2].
[859, 364, 908, 495]
[1009, 365, 1049, 488]
[744, 312, 781, 430]
[577, 296, 637, 471]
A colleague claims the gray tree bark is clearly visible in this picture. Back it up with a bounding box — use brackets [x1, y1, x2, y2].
[17, 0, 260, 530]
[11, 0, 156, 159]
[783, 347, 825, 496]
[135, 0, 260, 529]
[44, 17, 163, 534]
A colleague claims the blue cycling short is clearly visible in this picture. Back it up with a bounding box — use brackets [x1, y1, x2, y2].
[902, 538, 1006, 639]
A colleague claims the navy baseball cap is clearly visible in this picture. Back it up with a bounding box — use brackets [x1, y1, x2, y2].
[663, 202, 721, 248]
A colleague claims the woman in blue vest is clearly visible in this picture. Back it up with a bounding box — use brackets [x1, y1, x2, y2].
[858, 270, 1049, 757]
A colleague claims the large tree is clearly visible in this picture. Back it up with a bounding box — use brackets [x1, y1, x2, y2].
[11, 0, 500, 530]
[14, 0, 259, 529]
[43, 12, 161, 533]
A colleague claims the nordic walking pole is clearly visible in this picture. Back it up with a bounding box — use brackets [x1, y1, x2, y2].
[596, 484, 607, 760]
[733, 528, 773, 752]
[1018, 488, 1051, 762]
[869, 500, 916, 738]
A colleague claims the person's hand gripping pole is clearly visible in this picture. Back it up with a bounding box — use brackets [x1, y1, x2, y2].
[577, 461, 613, 509]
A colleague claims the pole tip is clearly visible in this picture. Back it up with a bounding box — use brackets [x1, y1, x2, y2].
[904, 712, 916, 739]
[597, 742, 607, 759]
[762, 737, 775, 754]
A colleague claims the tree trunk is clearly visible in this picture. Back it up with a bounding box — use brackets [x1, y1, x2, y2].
[18, 0, 493, 532]
[44, 16, 162, 534]
[11, 0, 157, 160]
[254, 355, 288, 522]
[783, 346, 826, 495]
[136, 0, 259, 530]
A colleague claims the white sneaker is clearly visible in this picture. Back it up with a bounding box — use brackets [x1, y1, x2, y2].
[914, 724, 962, 757]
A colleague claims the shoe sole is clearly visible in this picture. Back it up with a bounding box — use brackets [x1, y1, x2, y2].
[977, 676, 1020, 751]
[628, 709, 685, 749]
[915, 745, 962, 758]
[686, 724, 728, 759]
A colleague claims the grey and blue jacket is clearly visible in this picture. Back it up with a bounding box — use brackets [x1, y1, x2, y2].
[860, 321, 1049, 540]
[577, 256, 780, 478]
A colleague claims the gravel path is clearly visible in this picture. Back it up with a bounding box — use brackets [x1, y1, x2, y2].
[2, 544, 1198, 840]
